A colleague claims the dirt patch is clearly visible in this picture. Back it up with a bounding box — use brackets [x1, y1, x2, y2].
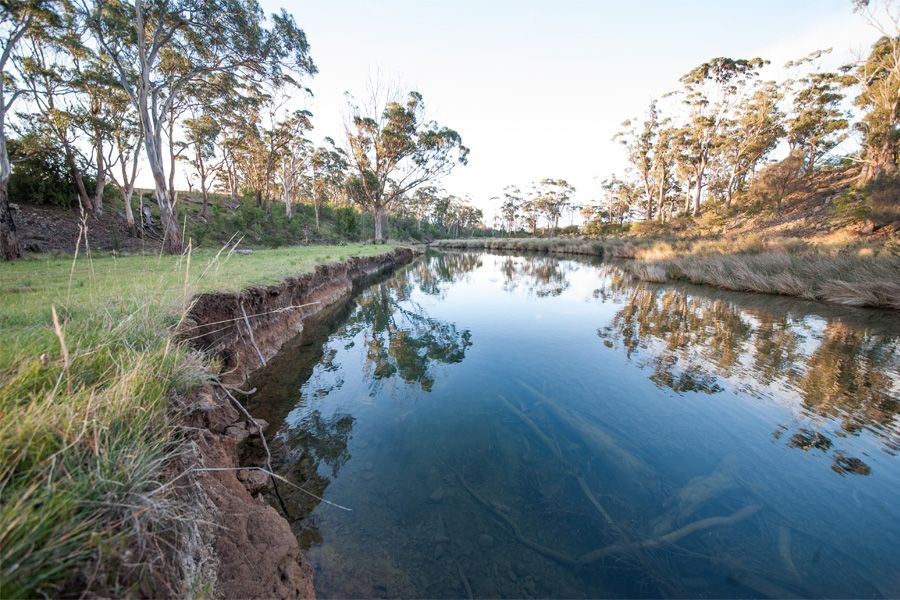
[173, 248, 418, 599]
[10, 203, 162, 254]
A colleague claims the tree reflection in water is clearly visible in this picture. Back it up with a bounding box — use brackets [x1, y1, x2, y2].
[345, 263, 472, 392]
[598, 278, 900, 476]
[499, 254, 576, 297]
[258, 257, 475, 543]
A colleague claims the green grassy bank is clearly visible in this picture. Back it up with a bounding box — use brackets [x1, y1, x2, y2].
[0, 244, 398, 598]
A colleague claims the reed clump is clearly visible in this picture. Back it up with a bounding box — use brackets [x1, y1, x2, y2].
[0, 243, 397, 598]
[623, 252, 900, 310]
[433, 236, 900, 310]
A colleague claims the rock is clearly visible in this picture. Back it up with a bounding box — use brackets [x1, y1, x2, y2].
[428, 488, 445, 503]
[225, 424, 250, 443]
[479, 534, 495, 548]
[237, 469, 270, 494]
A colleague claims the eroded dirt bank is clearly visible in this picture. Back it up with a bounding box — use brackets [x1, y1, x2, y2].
[173, 247, 417, 599]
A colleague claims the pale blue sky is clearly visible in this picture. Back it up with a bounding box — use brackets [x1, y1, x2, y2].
[257, 1, 875, 218]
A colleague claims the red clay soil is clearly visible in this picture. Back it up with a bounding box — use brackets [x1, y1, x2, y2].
[175, 248, 418, 599]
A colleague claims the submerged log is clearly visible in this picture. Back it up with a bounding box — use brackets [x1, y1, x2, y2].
[452, 468, 577, 566]
[499, 394, 561, 459]
[778, 525, 801, 580]
[578, 505, 761, 565]
[652, 454, 739, 535]
[518, 381, 653, 478]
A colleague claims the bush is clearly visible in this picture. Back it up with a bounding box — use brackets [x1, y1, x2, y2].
[334, 206, 359, 239]
[8, 134, 78, 206]
[630, 220, 669, 237]
[750, 152, 807, 213]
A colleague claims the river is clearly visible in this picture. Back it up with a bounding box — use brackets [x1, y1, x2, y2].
[246, 250, 900, 598]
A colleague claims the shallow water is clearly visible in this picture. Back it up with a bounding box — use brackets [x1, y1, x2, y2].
[246, 250, 900, 599]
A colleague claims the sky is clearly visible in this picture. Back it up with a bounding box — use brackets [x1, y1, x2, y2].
[234, 1, 880, 221]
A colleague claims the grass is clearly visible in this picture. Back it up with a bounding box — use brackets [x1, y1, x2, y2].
[432, 236, 900, 310]
[0, 242, 398, 598]
[622, 252, 900, 310]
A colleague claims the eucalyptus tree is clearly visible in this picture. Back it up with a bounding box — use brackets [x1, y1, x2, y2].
[310, 137, 348, 230]
[651, 125, 678, 221]
[599, 176, 639, 225]
[344, 89, 468, 243]
[677, 57, 767, 214]
[82, 0, 317, 253]
[718, 81, 784, 205]
[279, 135, 311, 220]
[533, 178, 575, 231]
[182, 109, 222, 218]
[785, 52, 853, 174]
[261, 95, 310, 213]
[520, 198, 540, 234]
[499, 185, 522, 232]
[17, 10, 97, 215]
[2, 0, 62, 259]
[615, 101, 658, 219]
[231, 108, 266, 207]
[410, 185, 441, 232]
[852, 1, 900, 182]
[105, 85, 142, 233]
[217, 90, 262, 205]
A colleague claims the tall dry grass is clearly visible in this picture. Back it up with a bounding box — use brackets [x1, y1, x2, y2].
[432, 236, 900, 310]
[623, 252, 900, 309]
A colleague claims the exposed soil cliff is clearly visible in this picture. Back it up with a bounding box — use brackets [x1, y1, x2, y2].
[173, 248, 417, 599]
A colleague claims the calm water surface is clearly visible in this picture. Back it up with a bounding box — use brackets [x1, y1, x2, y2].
[246, 251, 900, 599]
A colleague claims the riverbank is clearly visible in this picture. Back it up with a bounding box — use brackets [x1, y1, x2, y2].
[431, 237, 900, 310]
[0, 244, 415, 598]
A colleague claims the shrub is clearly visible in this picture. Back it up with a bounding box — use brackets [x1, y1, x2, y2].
[8, 134, 79, 206]
[750, 152, 807, 213]
[334, 206, 360, 239]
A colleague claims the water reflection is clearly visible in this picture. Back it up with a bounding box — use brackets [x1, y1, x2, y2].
[345, 264, 472, 392]
[499, 254, 578, 297]
[598, 281, 900, 475]
[247, 251, 900, 599]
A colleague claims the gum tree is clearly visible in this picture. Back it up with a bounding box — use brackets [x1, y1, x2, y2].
[82, 0, 316, 253]
[2, 0, 60, 260]
[853, 1, 900, 182]
[678, 57, 767, 215]
[345, 90, 468, 243]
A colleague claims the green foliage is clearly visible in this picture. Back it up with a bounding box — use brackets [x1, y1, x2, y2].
[830, 190, 873, 222]
[334, 206, 359, 239]
[830, 175, 900, 226]
[7, 134, 75, 206]
[581, 221, 630, 237]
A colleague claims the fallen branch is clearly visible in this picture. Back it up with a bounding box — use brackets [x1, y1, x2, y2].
[578, 505, 761, 565]
[452, 468, 576, 566]
[499, 394, 561, 459]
